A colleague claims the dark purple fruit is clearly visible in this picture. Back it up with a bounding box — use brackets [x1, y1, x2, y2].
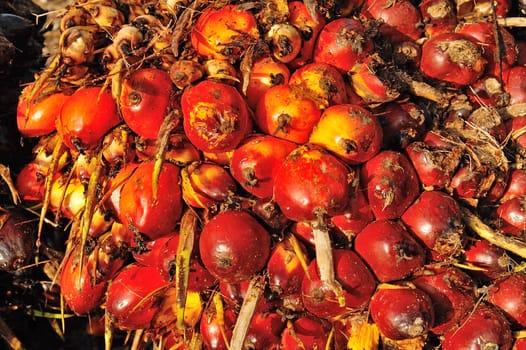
[0, 211, 36, 272]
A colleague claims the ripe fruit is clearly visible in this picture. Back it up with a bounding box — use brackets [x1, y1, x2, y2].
[273, 145, 352, 222]
[199, 210, 270, 283]
[244, 57, 290, 110]
[370, 285, 434, 340]
[349, 55, 401, 104]
[497, 196, 526, 231]
[280, 316, 328, 350]
[15, 161, 46, 203]
[181, 161, 238, 209]
[441, 304, 513, 350]
[190, 5, 259, 61]
[17, 88, 68, 137]
[287, 1, 326, 68]
[377, 101, 425, 150]
[267, 23, 303, 63]
[267, 236, 308, 296]
[354, 220, 426, 282]
[301, 249, 376, 318]
[0, 211, 37, 273]
[463, 239, 511, 280]
[119, 68, 173, 139]
[456, 22, 517, 76]
[288, 62, 348, 109]
[488, 273, 526, 328]
[503, 66, 526, 105]
[401, 190, 463, 258]
[361, 0, 424, 43]
[106, 263, 170, 330]
[244, 312, 285, 349]
[309, 103, 383, 164]
[411, 266, 476, 334]
[60, 247, 108, 315]
[56, 86, 120, 151]
[255, 84, 321, 144]
[118, 160, 183, 240]
[229, 135, 296, 198]
[181, 80, 251, 153]
[361, 150, 420, 220]
[330, 188, 374, 238]
[405, 131, 463, 190]
[420, 32, 487, 86]
[419, 0, 457, 37]
[313, 18, 373, 73]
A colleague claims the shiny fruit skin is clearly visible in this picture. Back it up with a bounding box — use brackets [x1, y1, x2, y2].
[198, 210, 270, 283]
[288, 62, 348, 109]
[190, 4, 259, 61]
[200, 302, 236, 350]
[86, 233, 127, 284]
[17, 89, 68, 137]
[313, 18, 373, 73]
[267, 237, 309, 296]
[251, 197, 290, 230]
[244, 57, 290, 110]
[301, 249, 376, 318]
[273, 145, 352, 222]
[456, 22, 517, 76]
[309, 104, 383, 164]
[401, 190, 463, 258]
[229, 135, 296, 198]
[354, 220, 426, 282]
[515, 338, 526, 350]
[119, 68, 173, 139]
[497, 196, 526, 231]
[405, 132, 462, 190]
[488, 273, 526, 328]
[106, 263, 169, 330]
[463, 239, 511, 281]
[133, 232, 217, 291]
[136, 134, 201, 166]
[245, 312, 285, 349]
[181, 80, 251, 152]
[420, 32, 486, 87]
[361, 0, 423, 43]
[370, 285, 434, 340]
[441, 304, 513, 350]
[501, 169, 526, 202]
[15, 161, 46, 204]
[449, 163, 493, 200]
[255, 84, 321, 144]
[280, 316, 328, 350]
[118, 160, 183, 240]
[411, 266, 476, 334]
[330, 188, 374, 238]
[361, 150, 419, 220]
[60, 247, 108, 315]
[287, 1, 326, 68]
[377, 101, 425, 151]
[57, 86, 120, 151]
[0, 211, 36, 273]
[181, 161, 238, 209]
[49, 175, 87, 220]
[503, 66, 526, 105]
[419, 0, 458, 38]
[106, 162, 139, 219]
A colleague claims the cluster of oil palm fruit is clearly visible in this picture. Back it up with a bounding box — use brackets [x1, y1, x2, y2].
[3, 0, 526, 349]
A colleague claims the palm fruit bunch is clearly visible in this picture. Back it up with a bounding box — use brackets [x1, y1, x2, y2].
[3, 0, 526, 349]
